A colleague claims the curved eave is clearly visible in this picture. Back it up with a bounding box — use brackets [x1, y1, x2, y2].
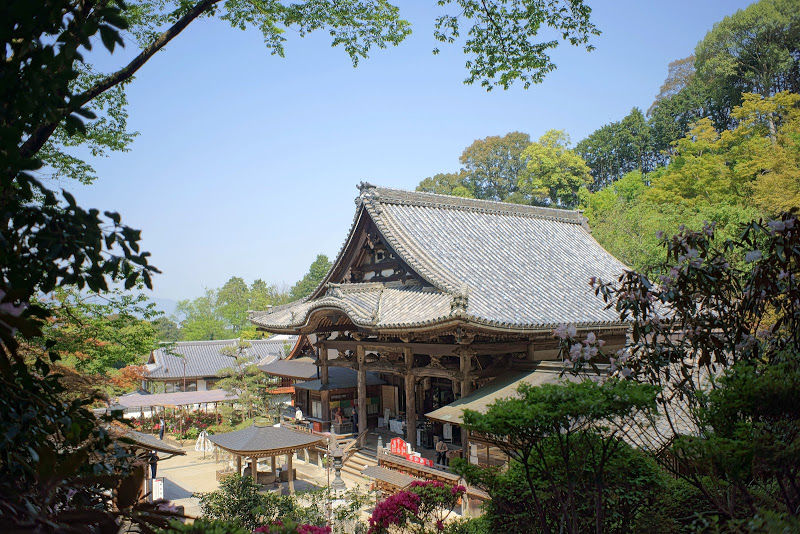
[253, 300, 629, 336]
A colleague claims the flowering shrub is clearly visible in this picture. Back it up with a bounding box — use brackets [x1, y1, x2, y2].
[368, 491, 421, 533]
[548, 214, 800, 528]
[368, 481, 466, 534]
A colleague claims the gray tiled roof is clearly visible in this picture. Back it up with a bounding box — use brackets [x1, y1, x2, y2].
[251, 185, 628, 333]
[362, 465, 418, 488]
[258, 357, 319, 379]
[146, 336, 297, 380]
[115, 389, 238, 408]
[208, 424, 324, 454]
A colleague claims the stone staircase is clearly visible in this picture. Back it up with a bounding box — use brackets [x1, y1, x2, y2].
[342, 448, 378, 480]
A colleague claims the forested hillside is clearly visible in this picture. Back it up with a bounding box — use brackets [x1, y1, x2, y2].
[418, 0, 800, 276]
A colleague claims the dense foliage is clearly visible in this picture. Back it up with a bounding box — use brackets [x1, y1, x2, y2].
[454, 379, 660, 534]
[417, 0, 800, 276]
[558, 212, 800, 531]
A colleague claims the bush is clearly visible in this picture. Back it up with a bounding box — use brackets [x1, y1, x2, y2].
[442, 517, 490, 534]
[196, 474, 296, 531]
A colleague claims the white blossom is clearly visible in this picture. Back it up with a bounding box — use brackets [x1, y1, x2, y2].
[566, 324, 577, 338]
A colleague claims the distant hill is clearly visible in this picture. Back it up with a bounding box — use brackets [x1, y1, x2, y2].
[151, 297, 178, 318]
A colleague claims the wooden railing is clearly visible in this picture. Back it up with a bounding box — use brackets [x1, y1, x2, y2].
[341, 429, 368, 461]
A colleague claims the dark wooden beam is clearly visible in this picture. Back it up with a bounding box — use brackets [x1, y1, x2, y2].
[325, 339, 459, 356]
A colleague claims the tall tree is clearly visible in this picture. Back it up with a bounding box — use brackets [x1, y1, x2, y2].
[152, 316, 181, 342]
[695, 0, 800, 100]
[575, 109, 657, 190]
[519, 129, 591, 208]
[647, 56, 696, 115]
[176, 289, 227, 341]
[290, 254, 333, 301]
[35, 286, 159, 376]
[416, 172, 473, 197]
[217, 276, 251, 334]
[459, 131, 532, 201]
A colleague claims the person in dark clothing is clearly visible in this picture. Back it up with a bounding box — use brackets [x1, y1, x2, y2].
[148, 451, 158, 479]
[351, 404, 359, 432]
[159, 417, 165, 440]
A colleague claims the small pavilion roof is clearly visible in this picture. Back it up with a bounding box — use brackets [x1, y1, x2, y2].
[250, 185, 629, 334]
[107, 424, 186, 456]
[362, 465, 418, 489]
[114, 388, 238, 409]
[207, 424, 325, 458]
[425, 362, 583, 425]
[258, 357, 319, 379]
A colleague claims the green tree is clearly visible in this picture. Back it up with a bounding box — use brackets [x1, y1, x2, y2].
[454, 379, 660, 534]
[588, 212, 800, 527]
[217, 340, 272, 420]
[575, 108, 657, 189]
[416, 172, 473, 198]
[249, 278, 290, 311]
[459, 131, 531, 201]
[695, 0, 800, 102]
[176, 289, 227, 341]
[647, 56, 696, 116]
[518, 129, 591, 207]
[290, 254, 332, 301]
[35, 286, 159, 376]
[647, 91, 800, 212]
[197, 474, 296, 531]
[152, 316, 182, 342]
[217, 276, 251, 334]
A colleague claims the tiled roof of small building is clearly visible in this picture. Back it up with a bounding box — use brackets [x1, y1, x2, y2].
[208, 424, 324, 455]
[251, 185, 629, 333]
[146, 336, 297, 380]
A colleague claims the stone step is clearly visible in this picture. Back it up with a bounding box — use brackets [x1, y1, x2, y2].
[342, 451, 378, 480]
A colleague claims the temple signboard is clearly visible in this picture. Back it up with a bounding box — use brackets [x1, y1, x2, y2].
[389, 437, 434, 467]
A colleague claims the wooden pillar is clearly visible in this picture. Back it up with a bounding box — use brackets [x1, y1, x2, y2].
[319, 343, 329, 386]
[251, 457, 258, 481]
[271, 456, 276, 473]
[236, 455, 242, 474]
[404, 346, 416, 447]
[459, 348, 474, 458]
[287, 453, 294, 494]
[357, 344, 367, 445]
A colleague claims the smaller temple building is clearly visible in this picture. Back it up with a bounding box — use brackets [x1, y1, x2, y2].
[144, 335, 296, 393]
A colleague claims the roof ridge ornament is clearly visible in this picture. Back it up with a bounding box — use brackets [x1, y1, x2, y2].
[449, 284, 469, 317]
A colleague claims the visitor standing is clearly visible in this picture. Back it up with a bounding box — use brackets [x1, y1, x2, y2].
[148, 451, 158, 478]
[435, 438, 449, 466]
[159, 416, 165, 440]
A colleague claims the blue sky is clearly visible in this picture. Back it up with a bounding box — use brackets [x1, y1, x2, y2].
[68, 1, 755, 304]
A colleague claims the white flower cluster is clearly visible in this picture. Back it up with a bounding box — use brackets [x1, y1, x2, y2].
[609, 348, 632, 378]
[553, 324, 606, 366]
